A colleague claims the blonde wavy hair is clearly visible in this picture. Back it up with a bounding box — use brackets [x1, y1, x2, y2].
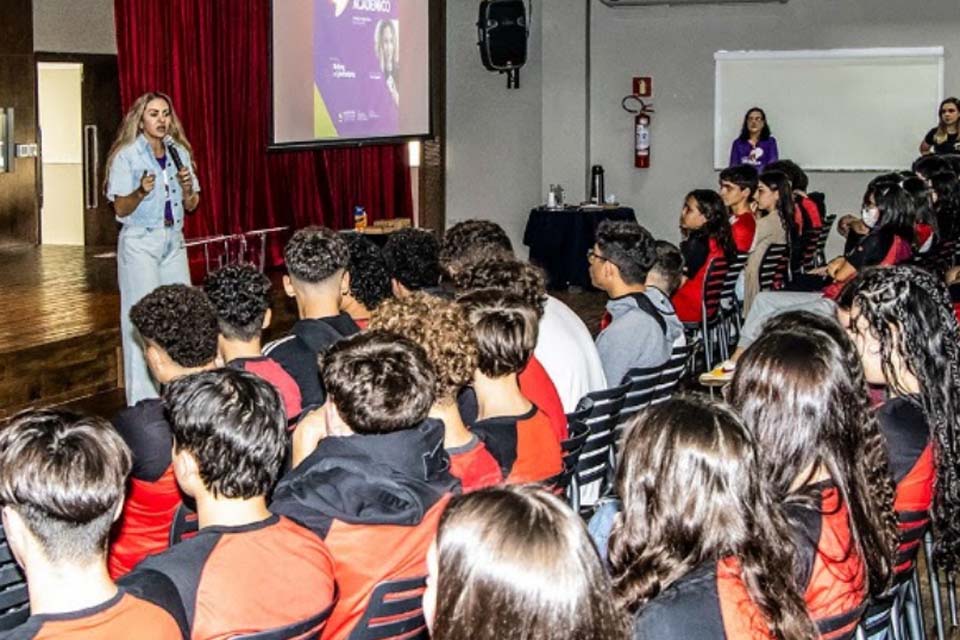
[370, 292, 478, 403]
[104, 92, 194, 192]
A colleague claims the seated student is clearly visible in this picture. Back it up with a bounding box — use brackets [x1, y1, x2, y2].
[741, 170, 791, 315]
[845, 267, 960, 573]
[340, 233, 392, 329]
[607, 397, 815, 640]
[645, 240, 684, 297]
[203, 263, 302, 421]
[271, 331, 458, 640]
[452, 258, 567, 441]
[382, 227, 444, 298]
[672, 189, 737, 323]
[440, 219, 607, 411]
[370, 293, 503, 492]
[457, 289, 563, 484]
[727, 318, 899, 639]
[0, 410, 187, 639]
[767, 159, 823, 236]
[423, 486, 628, 640]
[702, 179, 917, 383]
[123, 369, 336, 639]
[718, 164, 758, 253]
[263, 226, 359, 407]
[588, 220, 683, 386]
[929, 170, 960, 243]
[109, 284, 218, 579]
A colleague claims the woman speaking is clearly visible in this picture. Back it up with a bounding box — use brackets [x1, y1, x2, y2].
[105, 91, 200, 406]
[729, 107, 779, 169]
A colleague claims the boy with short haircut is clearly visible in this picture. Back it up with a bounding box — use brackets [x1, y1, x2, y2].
[203, 263, 302, 421]
[646, 240, 685, 297]
[458, 289, 563, 484]
[370, 293, 503, 491]
[264, 226, 359, 407]
[0, 410, 187, 639]
[589, 221, 684, 386]
[719, 164, 759, 253]
[109, 284, 218, 579]
[271, 331, 458, 640]
[381, 227, 444, 298]
[123, 369, 336, 639]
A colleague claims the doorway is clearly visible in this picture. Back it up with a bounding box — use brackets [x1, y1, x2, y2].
[35, 53, 121, 248]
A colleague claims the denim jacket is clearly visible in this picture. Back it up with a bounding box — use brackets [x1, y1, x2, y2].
[106, 133, 199, 230]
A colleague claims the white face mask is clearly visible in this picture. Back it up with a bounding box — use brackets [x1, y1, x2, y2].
[861, 205, 880, 229]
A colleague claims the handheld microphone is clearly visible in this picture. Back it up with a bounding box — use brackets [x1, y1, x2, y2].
[163, 135, 184, 172]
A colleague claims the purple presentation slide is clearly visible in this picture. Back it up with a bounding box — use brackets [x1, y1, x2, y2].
[313, 0, 400, 138]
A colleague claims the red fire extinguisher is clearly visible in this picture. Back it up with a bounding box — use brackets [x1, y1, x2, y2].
[621, 95, 654, 169]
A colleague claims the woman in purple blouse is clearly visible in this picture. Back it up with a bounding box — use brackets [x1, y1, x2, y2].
[729, 107, 779, 170]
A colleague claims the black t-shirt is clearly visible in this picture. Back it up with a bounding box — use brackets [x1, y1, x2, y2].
[924, 128, 960, 155]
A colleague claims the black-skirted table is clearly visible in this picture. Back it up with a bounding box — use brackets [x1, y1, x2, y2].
[523, 206, 637, 289]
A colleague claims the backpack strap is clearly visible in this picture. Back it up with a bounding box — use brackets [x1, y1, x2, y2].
[628, 293, 667, 336]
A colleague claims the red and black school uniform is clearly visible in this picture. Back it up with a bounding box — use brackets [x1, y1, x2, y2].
[673, 235, 726, 323]
[270, 418, 457, 640]
[877, 395, 935, 573]
[121, 515, 336, 640]
[730, 213, 757, 254]
[262, 313, 359, 408]
[517, 355, 568, 441]
[108, 399, 181, 579]
[447, 435, 503, 491]
[631, 558, 773, 640]
[470, 405, 563, 484]
[226, 356, 302, 424]
[785, 482, 867, 640]
[1, 572, 187, 640]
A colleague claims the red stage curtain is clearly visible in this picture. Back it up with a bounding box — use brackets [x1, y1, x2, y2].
[113, 0, 413, 268]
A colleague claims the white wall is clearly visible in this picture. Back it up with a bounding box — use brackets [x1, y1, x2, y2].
[446, 0, 543, 255]
[588, 0, 960, 250]
[38, 62, 84, 245]
[33, 0, 116, 54]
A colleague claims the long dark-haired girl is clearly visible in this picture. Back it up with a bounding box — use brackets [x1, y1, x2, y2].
[608, 395, 815, 640]
[424, 485, 628, 640]
[672, 189, 737, 323]
[727, 315, 899, 639]
[845, 266, 960, 573]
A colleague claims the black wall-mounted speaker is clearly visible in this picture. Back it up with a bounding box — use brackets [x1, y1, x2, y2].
[477, 0, 528, 72]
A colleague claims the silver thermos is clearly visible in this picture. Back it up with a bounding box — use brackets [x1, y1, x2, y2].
[590, 165, 605, 205]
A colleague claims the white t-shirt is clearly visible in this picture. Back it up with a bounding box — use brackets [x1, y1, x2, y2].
[534, 296, 608, 413]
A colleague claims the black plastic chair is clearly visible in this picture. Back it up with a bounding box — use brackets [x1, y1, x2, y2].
[683, 258, 729, 372]
[565, 384, 629, 516]
[758, 243, 790, 292]
[0, 524, 29, 632]
[814, 213, 837, 267]
[347, 576, 428, 640]
[545, 419, 590, 512]
[619, 364, 662, 423]
[653, 341, 695, 403]
[718, 252, 748, 344]
[232, 586, 338, 639]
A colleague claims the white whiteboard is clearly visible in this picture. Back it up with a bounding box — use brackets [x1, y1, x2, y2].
[714, 47, 944, 171]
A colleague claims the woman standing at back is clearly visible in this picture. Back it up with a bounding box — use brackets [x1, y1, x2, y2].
[920, 97, 960, 155]
[730, 107, 779, 170]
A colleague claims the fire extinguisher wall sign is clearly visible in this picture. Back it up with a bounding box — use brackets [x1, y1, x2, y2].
[621, 91, 654, 170]
[635, 114, 650, 169]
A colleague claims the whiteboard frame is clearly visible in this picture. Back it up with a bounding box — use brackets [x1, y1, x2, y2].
[714, 46, 945, 172]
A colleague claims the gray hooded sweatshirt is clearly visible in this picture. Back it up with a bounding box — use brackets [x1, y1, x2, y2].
[595, 287, 685, 387]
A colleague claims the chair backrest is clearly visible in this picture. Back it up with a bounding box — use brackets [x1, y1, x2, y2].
[0, 525, 29, 631]
[169, 502, 199, 547]
[700, 258, 729, 322]
[545, 419, 590, 511]
[619, 364, 662, 421]
[232, 587, 338, 640]
[719, 252, 748, 304]
[758, 243, 789, 291]
[654, 341, 694, 402]
[348, 576, 428, 640]
[566, 384, 629, 512]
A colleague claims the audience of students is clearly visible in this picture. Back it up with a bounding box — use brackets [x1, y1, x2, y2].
[203, 263, 302, 421]
[340, 232, 392, 329]
[122, 369, 336, 639]
[589, 220, 684, 386]
[263, 226, 359, 407]
[109, 284, 218, 579]
[11, 153, 960, 640]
